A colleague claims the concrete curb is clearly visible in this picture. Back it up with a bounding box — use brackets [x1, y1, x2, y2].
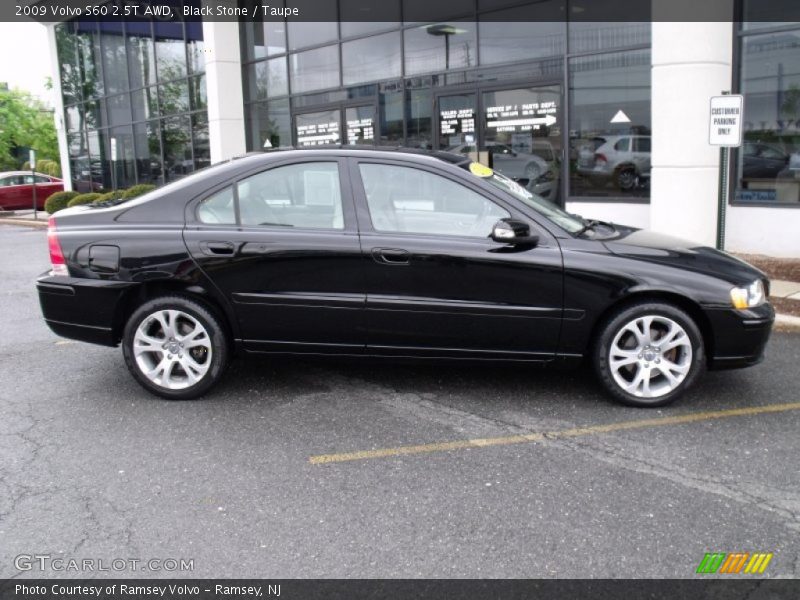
[0, 218, 47, 229]
[774, 313, 800, 332]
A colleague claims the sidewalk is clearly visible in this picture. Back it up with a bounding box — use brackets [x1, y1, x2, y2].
[1, 212, 798, 329]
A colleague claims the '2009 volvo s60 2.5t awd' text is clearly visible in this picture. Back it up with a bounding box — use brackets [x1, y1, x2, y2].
[36, 148, 774, 407]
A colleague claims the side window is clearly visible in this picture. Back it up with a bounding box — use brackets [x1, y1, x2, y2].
[358, 163, 510, 238]
[34, 175, 51, 183]
[197, 187, 236, 225]
[238, 162, 344, 229]
[635, 137, 651, 153]
[0, 177, 10, 187]
[614, 138, 630, 152]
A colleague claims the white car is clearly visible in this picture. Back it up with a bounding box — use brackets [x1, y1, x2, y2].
[577, 135, 651, 191]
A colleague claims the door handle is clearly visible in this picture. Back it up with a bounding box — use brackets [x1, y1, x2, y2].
[372, 248, 410, 265]
[200, 241, 236, 256]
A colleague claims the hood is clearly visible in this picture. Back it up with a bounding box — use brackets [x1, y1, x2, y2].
[602, 226, 767, 286]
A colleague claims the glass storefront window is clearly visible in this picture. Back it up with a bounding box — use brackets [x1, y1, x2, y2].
[192, 113, 210, 171]
[241, 1, 287, 60]
[186, 21, 205, 74]
[247, 57, 289, 100]
[101, 28, 129, 95]
[345, 106, 376, 144]
[569, 49, 651, 199]
[110, 126, 136, 188]
[479, 5, 565, 66]
[342, 32, 402, 86]
[340, 0, 399, 36]
[161, 115, 194, 182]
[568, 22, 651, 54]
[735, 28, 800, 204]
[127, 26, 156, 89]
[406, 88, 433, 149]
[437, 93, 476, 151]
[134, 120, 162, 185]
[379, 83, 404, 145]
[481, 86, 562, 203]
[288, 22, 338, 51]
[290, 45, 340, 94]
[159, 79, 190, 115]
[190, 75, 207, 111]
[247, 98, 292, 150]
[295, 109, 341, 146]
[404, 21, 477, 76]
[131, 86, 158, 122]
[154, 21, 187, 82]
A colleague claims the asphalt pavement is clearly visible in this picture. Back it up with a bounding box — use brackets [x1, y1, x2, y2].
[1, 224, 799, 579]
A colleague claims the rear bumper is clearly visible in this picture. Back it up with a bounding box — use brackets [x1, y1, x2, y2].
[37, 273, 138, 347]
[705, 303, 775, 370]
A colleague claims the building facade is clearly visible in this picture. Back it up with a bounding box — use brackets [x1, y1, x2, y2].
[46, 0, 800, 256]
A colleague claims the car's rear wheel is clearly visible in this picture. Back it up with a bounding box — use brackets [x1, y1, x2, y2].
[593, 302, 705, 407]
[122, 296, 229, 400]
[615, 167, 637, 191]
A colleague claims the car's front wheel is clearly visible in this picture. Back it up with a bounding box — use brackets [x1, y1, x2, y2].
[594, 302, 705, 407]
[122, 296, 229, 399]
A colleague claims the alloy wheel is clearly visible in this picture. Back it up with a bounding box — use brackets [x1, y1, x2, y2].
[608, 315, 693, 399]
[133, 309, 212, 390]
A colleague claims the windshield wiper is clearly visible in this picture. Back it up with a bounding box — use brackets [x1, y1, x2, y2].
[574, 219, 599, 237]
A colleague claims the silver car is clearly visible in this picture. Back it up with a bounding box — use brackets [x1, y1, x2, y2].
[577, 135, 651, 191]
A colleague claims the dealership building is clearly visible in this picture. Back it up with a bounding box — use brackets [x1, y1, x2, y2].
[44, 0, 800, 256]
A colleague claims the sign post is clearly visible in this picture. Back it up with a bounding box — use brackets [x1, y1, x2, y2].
[709, 93, 744, 250]
[110, 137, 118, 193]
[29, 149, 37, 220]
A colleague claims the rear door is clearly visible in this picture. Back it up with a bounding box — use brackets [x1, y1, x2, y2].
[349, 158, 564, 360]
[183, 157, 366, 354]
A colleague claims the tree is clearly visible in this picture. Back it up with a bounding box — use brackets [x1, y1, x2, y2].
[0, 88, 60, 172]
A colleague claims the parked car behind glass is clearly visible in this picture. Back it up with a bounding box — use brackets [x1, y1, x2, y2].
[577, 135, 651, 191]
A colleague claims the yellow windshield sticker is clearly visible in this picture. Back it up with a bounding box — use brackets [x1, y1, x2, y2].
[469, 162, 493, 178]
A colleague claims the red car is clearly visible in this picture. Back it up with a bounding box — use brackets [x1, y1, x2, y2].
[0, 171, 63, 211]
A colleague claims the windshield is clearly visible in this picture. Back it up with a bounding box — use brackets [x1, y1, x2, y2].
[465, 163, 584, 233]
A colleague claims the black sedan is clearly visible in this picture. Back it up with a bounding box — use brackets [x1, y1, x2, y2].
[37, 148, 774, 407]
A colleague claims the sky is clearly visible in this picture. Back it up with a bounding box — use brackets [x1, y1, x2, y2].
[0, 22, 54, 104]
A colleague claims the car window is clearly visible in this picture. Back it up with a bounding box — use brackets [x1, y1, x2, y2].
[197, 186, 236, 225]
[238, 162, 344, 229]
[359, 163, 509, 238]
[614, 138, 630, 152]
[34, 175, 51, 183]
[1, 176, 23, 186]
[635, 138, 651, 152]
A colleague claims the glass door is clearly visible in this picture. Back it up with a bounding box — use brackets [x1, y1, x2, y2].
[344, 105, 376, 145]
[295, 109, 341, 147]
[481, 85, 562, 203]
[436, 92, 477, 154]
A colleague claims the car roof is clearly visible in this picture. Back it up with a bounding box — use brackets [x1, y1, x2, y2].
[0, 171, 57, 178]
[256, 145, 471, 166]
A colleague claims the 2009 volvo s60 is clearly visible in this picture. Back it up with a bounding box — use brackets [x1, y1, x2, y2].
[36, 149, 774, 407]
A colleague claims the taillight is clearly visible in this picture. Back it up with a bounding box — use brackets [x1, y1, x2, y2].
[595, 153, 608, 165]
[47, 216, 68, 276]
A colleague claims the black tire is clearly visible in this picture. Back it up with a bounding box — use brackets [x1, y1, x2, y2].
[122, 295, 229, 400]
[615, 167, 637, 191]
[593, 302, 705, 408]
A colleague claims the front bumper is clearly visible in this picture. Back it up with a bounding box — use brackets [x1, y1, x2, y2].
[37, 273, 139, 347]
[705, 302, 775, 370]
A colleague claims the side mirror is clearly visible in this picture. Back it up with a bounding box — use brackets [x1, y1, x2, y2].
[490, 218, 539, 246]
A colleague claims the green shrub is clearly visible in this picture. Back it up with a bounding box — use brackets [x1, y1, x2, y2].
[45, 191, 79, 214]
[67, 193, 102, 207]
[93, 190, 125, 204]
[121, 184, 156, 199]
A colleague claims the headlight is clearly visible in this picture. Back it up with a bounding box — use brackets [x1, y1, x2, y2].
[730, 280, 766, 309]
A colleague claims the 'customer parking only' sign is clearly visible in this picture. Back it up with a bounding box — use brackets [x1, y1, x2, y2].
[709, 95, 744, 147]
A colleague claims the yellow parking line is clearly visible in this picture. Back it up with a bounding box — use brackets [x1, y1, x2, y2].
[309, 401, 800, 465]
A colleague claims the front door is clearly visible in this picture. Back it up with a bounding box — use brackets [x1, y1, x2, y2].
[183, 158, 366, 354]
[349, 157, 563, 359]
[481, 85, 562, 203]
